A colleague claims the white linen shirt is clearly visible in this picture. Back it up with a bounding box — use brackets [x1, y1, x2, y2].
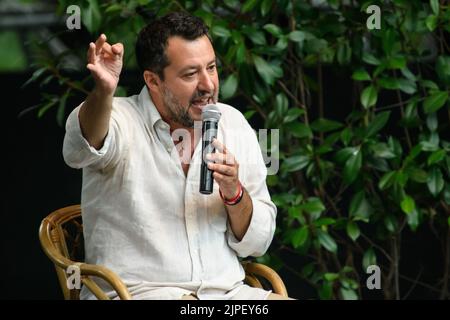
[62, 87, 277, 300]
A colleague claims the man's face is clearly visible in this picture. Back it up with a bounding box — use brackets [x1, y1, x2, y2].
[159, 35, 219, 128]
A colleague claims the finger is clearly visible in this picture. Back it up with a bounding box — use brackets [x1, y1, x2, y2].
[86, 63, 100, 77]
[111, 43, 124, 58]
[95, 34, 107, 54]
[212, 138, 227, 154]
[208, 163, 235, 176]
[87, 42, 96, 64]
[213, 171, 226, 181]
[206, 152, 235, 165]
[213, 172, 236, 184]
[101, 42, 114, 57]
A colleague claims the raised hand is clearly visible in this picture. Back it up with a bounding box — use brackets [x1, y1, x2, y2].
[86, 34, 124, 94]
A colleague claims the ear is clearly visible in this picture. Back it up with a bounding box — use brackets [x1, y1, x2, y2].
[143, 70, 161, 92]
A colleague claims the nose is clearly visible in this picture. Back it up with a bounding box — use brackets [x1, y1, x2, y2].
[198, 69, 215, 93]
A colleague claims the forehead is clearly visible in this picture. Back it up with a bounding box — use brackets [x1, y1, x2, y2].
[165, 35, 215, 70]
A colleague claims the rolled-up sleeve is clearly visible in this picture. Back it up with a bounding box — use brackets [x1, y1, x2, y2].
[226, 118, 277, 257]
[62, 103, 126, 170]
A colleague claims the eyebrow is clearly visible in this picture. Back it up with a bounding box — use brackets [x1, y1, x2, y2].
[179, 58, 217, 74]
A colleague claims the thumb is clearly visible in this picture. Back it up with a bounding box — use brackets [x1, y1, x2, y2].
[111, 43, 124, 59]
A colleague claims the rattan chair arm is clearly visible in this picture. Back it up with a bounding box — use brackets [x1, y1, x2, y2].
[39, 221, 132, 300]
[243, 262, 288, 297]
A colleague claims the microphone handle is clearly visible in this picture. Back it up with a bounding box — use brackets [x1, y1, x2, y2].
[200, 120, 218, 194]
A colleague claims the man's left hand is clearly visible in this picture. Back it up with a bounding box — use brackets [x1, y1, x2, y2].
[206, 138, 240, 200]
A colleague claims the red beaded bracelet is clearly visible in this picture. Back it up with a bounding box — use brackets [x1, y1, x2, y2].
[219, 182, 244, 206]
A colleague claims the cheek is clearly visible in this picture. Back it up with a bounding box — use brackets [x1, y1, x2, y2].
[172, 82, 197, 104]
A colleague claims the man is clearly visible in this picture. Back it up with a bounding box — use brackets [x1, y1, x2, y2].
[63, 11, 285, 300]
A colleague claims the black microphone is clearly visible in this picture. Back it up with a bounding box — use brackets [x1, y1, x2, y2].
[200, 104, 221, 194]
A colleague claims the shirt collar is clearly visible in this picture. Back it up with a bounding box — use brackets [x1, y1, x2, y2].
[137, 85, 169, 132]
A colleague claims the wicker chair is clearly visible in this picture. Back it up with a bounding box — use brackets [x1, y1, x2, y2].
[39, 205, 288, 300]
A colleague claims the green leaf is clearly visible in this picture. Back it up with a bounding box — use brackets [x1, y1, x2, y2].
[350, 191, 372, 222]
[346, 221, 360, 241]
[445, 185, 450, 205]
[382, 29, 396, 55]
[407, 167, 428, 183]
[310, 118, 343, 132]
[366, 111, 391, 137]
[283, 108, 304, 123]
[400, 195, 415, 214]
[352, 69, 371, 81]
[436, 56, 450, 84]
[337, 41, 351, 65]
[384, 215, 398, 233]
[343, 148, 362, 184]
[299, 198, 326, 214]
[426, 15, 438, 31]
[220, 74, 238, 99]
[286, 122, 312, 138]
[263, 24, 282, 37]
[340, 288, 358, 300]
[242, 27, 266, 45]
[319, 281, 333, 300]
[317, 230, 337, 253]
[56, 91, 69, 127]
[427, 167, 444, 197]
[105, 3, 123, 13]
[428, 149, 446, 165]
[386, 56, 407, 69]
[37, 99, 58, 118]
[335, 147, 358, 164]
[430, 0, 439, 15]
[420, 80, 439, 90]
[212, 25, 231, 38]
[241, 0, 259, 13]
[244, 110, 256, 120]
[340, 128, 353, 146]
[401, 68, 417, 81]
[426, 113, 438, 132]
[22, 68, 46, 88]
[363, 248, 377, 270]
[283, 155, 310, 172]
[275, 93, 288, 117]
[235, 42, 246, 65]
[379, 171, 396, 190]
[397, 79, 417, 94]
[423, 91, 448, 113]
[362, 53, 381, 65]
[253, 55, 282, 85]
[407, 208, 420, 231]
[314, 218, 336, 227]
[324, 273, 339, 281]
[371, 143, 396, 159]
[292, 226, 309, 248]
[83, 0, 102, 34]
[288, 31, 306, 42]
[260, 0, 272, 16]
[360, 85, 378, 109]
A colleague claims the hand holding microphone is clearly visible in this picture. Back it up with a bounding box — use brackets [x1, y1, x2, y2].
[200, 105, 242, 203]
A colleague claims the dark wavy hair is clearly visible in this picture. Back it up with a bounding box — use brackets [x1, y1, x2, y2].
[135, 12, 212, 80]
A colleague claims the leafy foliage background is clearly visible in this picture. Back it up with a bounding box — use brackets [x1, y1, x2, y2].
[26, 0, 450, 299]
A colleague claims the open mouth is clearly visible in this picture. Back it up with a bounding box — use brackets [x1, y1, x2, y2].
[191, 97, 213, 111]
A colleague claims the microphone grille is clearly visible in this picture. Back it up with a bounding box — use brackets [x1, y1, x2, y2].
[202, 104, 221, 121]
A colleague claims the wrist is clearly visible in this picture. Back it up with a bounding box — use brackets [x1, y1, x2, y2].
[94, 84, 116, 98]
[219, 182, 244, 206]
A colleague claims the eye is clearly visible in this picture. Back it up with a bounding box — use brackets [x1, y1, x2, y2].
[207, 64, 216, 72]
[184, 72, 196, 78]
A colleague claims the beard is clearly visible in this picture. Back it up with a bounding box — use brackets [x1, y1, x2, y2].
[161, 84, 218, 128]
